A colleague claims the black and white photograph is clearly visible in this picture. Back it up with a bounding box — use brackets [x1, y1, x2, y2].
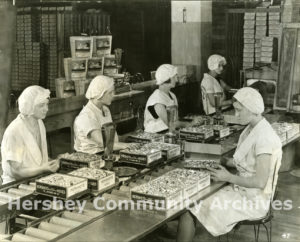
[0, 0, 299, 241]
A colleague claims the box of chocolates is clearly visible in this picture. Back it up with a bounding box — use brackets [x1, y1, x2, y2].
[143, 142, 181, 160]
[92, 35, 112, 57]
[166, 169, 210, 199]
[36, 173, 88, 199]
[180, 125, 214, 141]
[119, 146, 162, 165]
[70, 36, 93, 58]
[69, 168, 115, 191]
[58, 152, 105, 171]
[131, 176, 184, 209]
[127, 132, 165, 144]
[87, 57, 104, 79]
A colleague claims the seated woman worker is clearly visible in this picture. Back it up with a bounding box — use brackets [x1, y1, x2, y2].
[1, 86, 59, 184]
[201, 54, 233, 115]
[74, 75, 130, 154]
[144, 64, 181, 133]
[176, 87, 282, 242]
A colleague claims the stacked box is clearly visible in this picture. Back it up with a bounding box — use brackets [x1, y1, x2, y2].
[103, 55, 118, 75]
[36, 173, 88, 199]
[243, 13, 256, 68]
[69, 168, 115, 191]
[260, 37, 274, 63]
[282, 0, 300, 23]
[119, 146, 162, 166]
[131, 168, 210, 209]
[255, 39, 261, 63]
[142, 142, 181, 160]
[58, 152, 105, 171]
[268, 9, 281, 38]
[127, 132, 165, 144]
[179, 125, 214, 142]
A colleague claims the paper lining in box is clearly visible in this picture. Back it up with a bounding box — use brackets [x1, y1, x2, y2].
[69, 167, 115, 191]
[119, 147, 162, 165]
[36, 173, 88, 199]
[127, 132, 165, 144]
[59, 152, 105, 171]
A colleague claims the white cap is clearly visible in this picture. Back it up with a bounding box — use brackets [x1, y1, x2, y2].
[85, 75, 114, 100]
[233, 87, 264, 114]
[155, 64, 177, 85]
[207, 54, 226, 71]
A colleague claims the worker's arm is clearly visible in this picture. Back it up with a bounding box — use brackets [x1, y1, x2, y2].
[90, 129, 131, 151]
[220, 79, 232, 91]
[209, 154, 271, 189]
[154, 103, 168, 126]
[8, 159, 59, 179]
[207, 93, 232, 108]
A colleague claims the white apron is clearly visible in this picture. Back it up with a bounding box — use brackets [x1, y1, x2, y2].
[74, 101, 118, 154]
[144, 89, 178, 133]
[1, 115, 48, 184]
[189, 118, 282, 236]
[201, 73, 225, 115]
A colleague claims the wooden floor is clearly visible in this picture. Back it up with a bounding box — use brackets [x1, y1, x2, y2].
[144, 171, 300, 242]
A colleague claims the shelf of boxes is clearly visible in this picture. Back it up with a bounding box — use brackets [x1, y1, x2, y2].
[243, 13, 255, 68]
[260, 37, 275, 64]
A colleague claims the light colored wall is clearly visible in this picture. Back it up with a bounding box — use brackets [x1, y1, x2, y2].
[171, 0, 212, 81]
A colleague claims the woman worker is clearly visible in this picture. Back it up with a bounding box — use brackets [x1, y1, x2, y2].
[1, 86, 59, 184]
[177, 87, 282, 241]
[201, 54, 233, 115]
[144, 64, 179, 133]
[74, 75, 130, 154]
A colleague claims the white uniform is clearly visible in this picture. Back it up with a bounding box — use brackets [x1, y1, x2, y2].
[201, 73, 225, 115]
[74, 101, 118, 154]
[189, 118, 282, 236]
[1, 115, 48, 184]
[144, 89, 178, 133]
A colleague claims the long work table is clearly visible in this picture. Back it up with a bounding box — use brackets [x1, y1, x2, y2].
[57, 182, 226, 242]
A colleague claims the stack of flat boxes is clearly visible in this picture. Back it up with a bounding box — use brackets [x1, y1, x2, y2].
[63, 7, 73, 58]
[41, 7, 58, 91]
[243, 13, 255, 69]
[282, 0, 300, 23]
[261, 37, 274, 64]
[268, 7, 281, 38]
[255, 11, 267, 64]
[12, 8, 41, 91]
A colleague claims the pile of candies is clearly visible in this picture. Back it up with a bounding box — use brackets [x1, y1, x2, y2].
[180, 125, 213, 134]
[38, 174, 85, 187]
[69, 168, 112, 180]
[59, 152, 102, 162]
[183, 159, 219, 169]
[143, 142, 179, 151]
[121, 146, 160, 155]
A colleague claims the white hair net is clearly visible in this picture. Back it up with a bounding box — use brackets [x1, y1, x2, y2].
[207, 54, 226, 71]
[18, 85, 50, 116]
[155, 64, 177, 85]
[233, 87, 264, 114]
[85, 75, 114, 100]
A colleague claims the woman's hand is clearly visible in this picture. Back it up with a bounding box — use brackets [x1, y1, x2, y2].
[45, 159, 60, 173]
[207, 165, 232, 182]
